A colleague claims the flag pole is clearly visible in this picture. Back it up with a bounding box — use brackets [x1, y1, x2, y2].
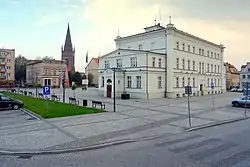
[86, 51, 89, 90]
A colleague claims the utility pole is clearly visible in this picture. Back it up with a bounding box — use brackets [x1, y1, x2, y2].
[113, 68, 116, 112]
[35, 72, 38, 97]
[62, 72, 66, 103]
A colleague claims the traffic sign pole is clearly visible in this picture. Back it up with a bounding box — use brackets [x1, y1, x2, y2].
[244, 82, 249, 116]
[43, 86, 50, 118]
[211, 82, 215, 110]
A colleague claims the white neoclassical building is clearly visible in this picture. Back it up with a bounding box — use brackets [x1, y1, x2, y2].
[99, 22, 226, 99]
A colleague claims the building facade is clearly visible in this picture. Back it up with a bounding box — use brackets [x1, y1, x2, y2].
[85, 58, 100, 86]
[26, 60, 69, 87]
[61, 23, 75, 72]
[225, 62, 240, 90]
[240, 62, 250, 89]
[99, 23, 226, 99]
[0, 49, 15, 85]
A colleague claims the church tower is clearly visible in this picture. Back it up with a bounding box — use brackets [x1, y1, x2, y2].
[61, 23, 75, 72]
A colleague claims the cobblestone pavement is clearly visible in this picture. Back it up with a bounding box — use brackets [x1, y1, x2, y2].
[0, 88, 247, 152]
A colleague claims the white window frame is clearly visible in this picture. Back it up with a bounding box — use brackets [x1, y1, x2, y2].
[152, 57, 155, 67]
[104, 60, 110, 69]
[176, 77, 179, 88]
[182, 77, 185, 87]
[136, 76, 141, 89]
[127, 76, 132, 88]
[182, 59, 185, 69]
[176, 58, 179, 69]
[188, 60, 190, 70]
[116, 59, 122, 68]
[158, 58, 162, 68]
[158, 76, 162, 89]
[130, 57, 137, 67]
[193, 61, 195, 70]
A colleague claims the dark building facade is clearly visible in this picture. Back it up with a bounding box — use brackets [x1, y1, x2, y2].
[61, 23, 75, 72]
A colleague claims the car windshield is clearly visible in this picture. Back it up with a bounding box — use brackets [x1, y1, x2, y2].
[1, 96, 12, 100]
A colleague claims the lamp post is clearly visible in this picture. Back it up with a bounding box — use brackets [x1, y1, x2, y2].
[61, 60, 66, 103]
[35, 72, 38, 97]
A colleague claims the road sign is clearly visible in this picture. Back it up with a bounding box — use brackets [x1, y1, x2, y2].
[211, 83, 214, 90]
[43, 86, 50, 95]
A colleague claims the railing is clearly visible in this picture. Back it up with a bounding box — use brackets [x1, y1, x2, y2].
[0, 75, 6, 79]
[0, 68, 6, 72]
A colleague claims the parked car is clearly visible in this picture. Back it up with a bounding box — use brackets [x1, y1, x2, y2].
[230, 88, 237, 92]
[232, 96, 250, 107]
[0, 95, 24, 110]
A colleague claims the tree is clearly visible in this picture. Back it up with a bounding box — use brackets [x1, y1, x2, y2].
[15, 55, 27, 84]
[88, 73, 94, 85]
[42, 56, 55, 60]
[72, 71, 83, 86]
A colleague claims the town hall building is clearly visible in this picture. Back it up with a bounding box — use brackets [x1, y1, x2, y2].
[98, 22, 226, 99]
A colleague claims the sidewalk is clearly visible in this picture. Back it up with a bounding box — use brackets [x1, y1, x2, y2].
[0, 92, 247, 153]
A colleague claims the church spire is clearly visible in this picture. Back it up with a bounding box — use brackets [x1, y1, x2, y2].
[64, 23, 73, 51]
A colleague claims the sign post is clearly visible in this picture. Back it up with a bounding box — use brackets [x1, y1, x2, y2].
[43, 86, 50, 117]
[185, 85, 192, 128]
[244, 82, 249, 116]
[211, 82, 215, 110]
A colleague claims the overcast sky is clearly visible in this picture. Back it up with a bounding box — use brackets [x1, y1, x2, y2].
[0, 0, 249, 71]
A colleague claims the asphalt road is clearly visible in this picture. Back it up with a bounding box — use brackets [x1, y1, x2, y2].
[1, 116, 250, 167]
[0, 109, 37, 127]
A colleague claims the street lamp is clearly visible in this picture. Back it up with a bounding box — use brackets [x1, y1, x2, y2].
[61, 60, 66, 103]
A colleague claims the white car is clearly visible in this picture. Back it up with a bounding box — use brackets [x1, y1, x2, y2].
[232, 96, 250, 107]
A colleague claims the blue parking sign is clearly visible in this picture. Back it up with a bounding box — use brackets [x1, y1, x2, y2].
[43, 86, 50, 95]
[211, 83, 214, 90]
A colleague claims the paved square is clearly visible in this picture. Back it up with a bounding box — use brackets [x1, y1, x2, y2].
[170, 118, 215, 129]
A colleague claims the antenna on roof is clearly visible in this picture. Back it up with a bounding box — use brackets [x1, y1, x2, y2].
[159, 7, 162, 25]
[169, 16, 172, 24]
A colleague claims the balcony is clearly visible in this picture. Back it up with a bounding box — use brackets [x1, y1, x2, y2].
[0, 61, 6, 65]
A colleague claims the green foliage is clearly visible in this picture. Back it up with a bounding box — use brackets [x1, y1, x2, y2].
[71, 83, 77, 90]
[42, 56, 55, 60]
[71, 71, 83, 86]
[15, 55, 27, 82]
[1, 91, 104, 118]
[35, 83, 42, 87]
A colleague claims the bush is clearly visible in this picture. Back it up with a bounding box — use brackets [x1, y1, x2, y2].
[71, 84, 77, 90]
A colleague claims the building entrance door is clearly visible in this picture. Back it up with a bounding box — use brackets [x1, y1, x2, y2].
[106, 79, 112, 98]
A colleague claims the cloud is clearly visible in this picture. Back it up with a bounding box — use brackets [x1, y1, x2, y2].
[78, 0, 250, 69]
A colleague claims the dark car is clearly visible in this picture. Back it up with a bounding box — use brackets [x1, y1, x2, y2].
[0, 95, 24, 110]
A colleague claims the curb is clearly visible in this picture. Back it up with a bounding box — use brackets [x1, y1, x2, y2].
[0, 139, 136, 156]
[0, 134, 167, 156]
[186, 116, 250, 132]
[20, 108, 42, 120]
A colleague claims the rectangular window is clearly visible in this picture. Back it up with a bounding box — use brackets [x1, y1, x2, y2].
[101, 77, 104, 87]
[215, 79, 217, 86]
[211, 64, 213, 72]
[182, 77, 185, 87]
[193, 61, 195, 71]
[152, 57, 155, 67]
[130, 57, 137, 67]
[182, 43, 185, 51]
[202, 49, 204, 55]
[182, 59, 185, 69]
[218, 65, 220, 73]
[207, 63, 210, 72]
[188, 45, 190, 52]
[207, 51, 210, 57]
[104, 60, 110, 69]
[116, 59, 122, 68]
[127, 76, 132, 88]
[158, 76, 162, 88]
[207, 78, 210, 87]
[188, 60, 190, 70]
[243, 75, 246, 79]
[215, 65, 217, 73]
[176, 42, 179, 49]
[193, 78, 195, 87]
[158, 58, 162, 68]
[193, 46, 195, 53]
[136, 76, 141, 88]
[199, 48, 201, 55]
[199, 62, 201, 73]
[248, 75, 250, 79]
[188, 78, 190, 86]
[217, 53, 220, 59]
[211, 52, 213, 58]
[202, 63, 204, 73]
[176, 77, 179, 87]
[176, 58, 179, 69]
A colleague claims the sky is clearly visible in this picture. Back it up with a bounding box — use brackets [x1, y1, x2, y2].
[0, 0, 249, 72]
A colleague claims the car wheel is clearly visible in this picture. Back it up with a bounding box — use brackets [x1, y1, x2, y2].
[12, 104, 20, 110]
[233, 102, 239, 107]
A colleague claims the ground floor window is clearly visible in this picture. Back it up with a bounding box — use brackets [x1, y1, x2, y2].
[101, 76, 104, 87]
[127, 76, 132, 88]
[136, 76, 141, 88]
[176, 77, 179, 88]
[193, 78, 195, 87]
[158, 76, 162, 88]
